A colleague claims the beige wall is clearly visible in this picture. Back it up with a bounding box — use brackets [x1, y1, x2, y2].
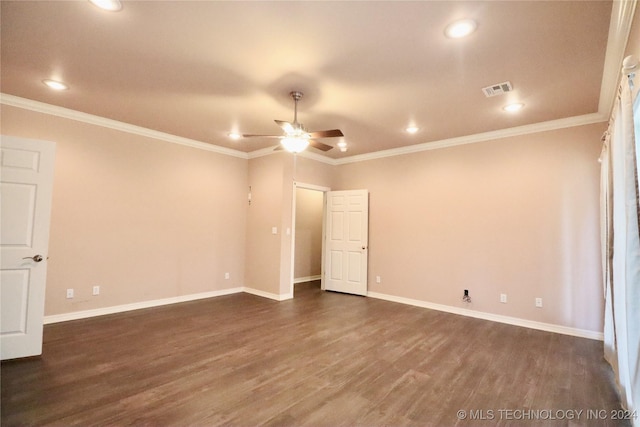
[294, 156, 335, 188]
[334, 123, 607, 332]
[294, 188, 324, 279]
[245, 154, 287, 295]
[0, 102, 608, 333]
[1, 105, 248, 316]
[245, 154, 335, 296]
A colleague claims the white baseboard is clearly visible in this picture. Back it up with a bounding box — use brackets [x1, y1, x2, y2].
[44, 287, 244, 324]
[294, 275, 321, 284]
[367, 291, 604, 341]
[243, 287, 293, 301]
[44, 286, 603, 341]
[44, 286, 296, 324]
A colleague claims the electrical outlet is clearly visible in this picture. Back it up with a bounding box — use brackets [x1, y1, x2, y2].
[376, 276, 381, 284]
[66, 288, 74, 299]
[500, 293, 507, 303]
[535, 297, 543, 308]
[224, 272, 230, 279]
[92, 285, 100, 296]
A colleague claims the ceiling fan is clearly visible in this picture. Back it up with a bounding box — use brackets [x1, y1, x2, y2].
[242, 91, 344, 153]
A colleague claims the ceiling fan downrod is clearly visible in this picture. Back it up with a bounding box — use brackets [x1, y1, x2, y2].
[290, 91, 303, 128]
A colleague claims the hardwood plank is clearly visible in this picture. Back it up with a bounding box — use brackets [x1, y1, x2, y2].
[1, 281, 630, 426]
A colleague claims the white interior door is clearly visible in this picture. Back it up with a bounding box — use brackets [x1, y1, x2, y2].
[324, 190, 368, 296]
[1, 136, 56, 360]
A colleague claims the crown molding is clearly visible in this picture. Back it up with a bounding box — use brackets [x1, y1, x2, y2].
[247, 146, 278, 159]
[250, 111, 607, 166]
[598, 0, 637, 117]
[335, 112, 607, 165]
[0, 93, 249, 159]
[0, 97, 611, 167]
[3, 91, 606, 167]
[298, 149, 336, 165]
[247, 144, 336, 165]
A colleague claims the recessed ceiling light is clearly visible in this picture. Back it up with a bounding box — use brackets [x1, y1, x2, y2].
[503, 103, 524, 112]
[89, 0, 122, 12]
[445, 19, 477, 39]
[406, 126, 419, 134]
[42, 79, 69, 91]
[228, 132, 241, 140]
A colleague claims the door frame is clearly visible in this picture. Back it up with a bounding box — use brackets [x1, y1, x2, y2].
[290, 182, 330, 297]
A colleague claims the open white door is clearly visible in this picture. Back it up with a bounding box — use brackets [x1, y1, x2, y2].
[1, 136, 55, 360]
[324, 190, 368, 296]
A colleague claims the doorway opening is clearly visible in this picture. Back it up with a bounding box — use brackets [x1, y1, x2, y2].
[291, 183, 329, 297]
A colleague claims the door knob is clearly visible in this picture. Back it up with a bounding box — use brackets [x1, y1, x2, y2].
[23, 255, 44, 262]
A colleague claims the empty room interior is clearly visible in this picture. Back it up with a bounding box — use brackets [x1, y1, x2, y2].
[1, 1, 640, 426]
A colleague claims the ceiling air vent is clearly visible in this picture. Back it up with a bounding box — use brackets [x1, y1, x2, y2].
[482, 81, 513, 97]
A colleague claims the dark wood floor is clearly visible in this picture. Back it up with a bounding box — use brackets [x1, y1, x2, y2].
[1, 281, 628, 426]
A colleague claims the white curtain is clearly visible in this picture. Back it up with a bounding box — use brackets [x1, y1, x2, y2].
[601, 65, 640, 421]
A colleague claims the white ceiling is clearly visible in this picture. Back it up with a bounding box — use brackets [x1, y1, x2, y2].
[0, 1, 621, 159]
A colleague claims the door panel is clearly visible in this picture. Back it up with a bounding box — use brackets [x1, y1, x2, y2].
[348, 212, 362, 241]
[0, 269, 30, 334]
[2, 182, 37, 245]
[330, 250, 343, 280]
[330, 211, 343, 239]
[1, 136, 55, 360]
[324, 190, 368, 296]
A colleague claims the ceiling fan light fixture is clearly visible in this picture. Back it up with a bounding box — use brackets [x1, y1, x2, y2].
[282, 123, 295, 134]
[243, 91, 342, 153]
[281, 137, 310, 153]
[445, 19, 477, 38]
[228, 132, 241, 140]
[406, 126, 419, 134]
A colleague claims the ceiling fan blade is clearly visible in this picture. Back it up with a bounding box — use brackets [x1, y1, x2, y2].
[241, 134, 283, 138]
[273, 145, 284, 151]
[307, 129, 344, 138]
[309, 140, 333, 151]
